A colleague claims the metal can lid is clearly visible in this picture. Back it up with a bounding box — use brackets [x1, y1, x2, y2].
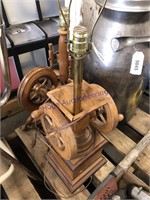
[95, 0, 150, 12]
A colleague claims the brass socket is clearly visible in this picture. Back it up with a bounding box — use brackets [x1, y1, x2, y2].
[72, 26, 88, 57]
[59, 7, 69, 30]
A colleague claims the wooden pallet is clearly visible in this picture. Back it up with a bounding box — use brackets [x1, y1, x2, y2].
[1, 102, 150, 199]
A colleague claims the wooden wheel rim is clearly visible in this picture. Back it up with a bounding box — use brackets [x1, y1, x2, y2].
[17, 67, 57, 111]
[90, 84, 119, 132]
[40, 103, 77, 160]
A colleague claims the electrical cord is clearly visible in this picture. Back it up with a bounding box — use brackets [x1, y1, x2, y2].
[57, 0, 68, 27]
[89, 0, 107, 43]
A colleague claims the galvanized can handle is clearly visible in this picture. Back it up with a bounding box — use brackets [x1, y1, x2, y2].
[111, 36, 150, 52]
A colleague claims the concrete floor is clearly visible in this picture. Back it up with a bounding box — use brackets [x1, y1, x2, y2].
[1, 110, 30, 137]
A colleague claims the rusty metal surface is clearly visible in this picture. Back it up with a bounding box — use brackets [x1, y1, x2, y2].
[88, 175, 118, 200]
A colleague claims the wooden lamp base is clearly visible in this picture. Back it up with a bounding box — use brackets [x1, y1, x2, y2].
[45, 132, 107, 193]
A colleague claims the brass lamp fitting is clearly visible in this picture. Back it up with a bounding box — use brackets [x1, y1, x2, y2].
[72, 26, 88, 57]
[59, 7, 69, 31]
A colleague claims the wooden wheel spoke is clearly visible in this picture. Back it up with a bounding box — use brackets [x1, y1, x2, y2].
[44, 84, 52, 91]
[30, 92, 38, 101]
[41, 77, 48, 86]
[30, 90, 45, 103]
[98, 106, 105, 113]
[39, 88, 48, 97]
[90, 84, 119, 132]
[99, 113, 106, 124]
[40, 78, 52, 91]
[33, 96, 43, 104]
[31, 83, 39, 91]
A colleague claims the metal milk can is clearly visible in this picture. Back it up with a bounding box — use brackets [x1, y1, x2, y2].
[84, 0, 150, 121]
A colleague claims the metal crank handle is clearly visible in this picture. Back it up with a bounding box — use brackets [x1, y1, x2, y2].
[111, 36, 150, 52]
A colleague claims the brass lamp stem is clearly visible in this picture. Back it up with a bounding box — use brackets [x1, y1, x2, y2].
[73, 58, 83, 115]
[72, 26, 88, 115]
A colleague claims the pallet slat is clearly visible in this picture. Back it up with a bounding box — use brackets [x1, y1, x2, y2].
[94, 157, 115, 182]
[128, 108, 150, 135]
[92, 121, 150, 175]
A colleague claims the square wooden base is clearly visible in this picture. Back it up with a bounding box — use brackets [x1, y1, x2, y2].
[45, 133, 107, 193]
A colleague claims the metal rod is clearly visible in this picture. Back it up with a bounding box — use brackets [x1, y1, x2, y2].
[0, 2, 11, 106]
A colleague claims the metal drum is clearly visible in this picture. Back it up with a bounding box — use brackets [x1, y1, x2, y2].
[84, 0, 150, 121]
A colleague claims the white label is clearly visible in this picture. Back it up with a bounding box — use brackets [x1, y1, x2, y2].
[130, 51, 144, 75]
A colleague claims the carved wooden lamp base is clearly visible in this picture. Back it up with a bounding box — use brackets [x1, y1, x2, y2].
[40, 80, 120, 192]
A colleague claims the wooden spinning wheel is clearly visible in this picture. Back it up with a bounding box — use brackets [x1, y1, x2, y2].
[17, 67, 58, 111]
[40, 103, 77, 160]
